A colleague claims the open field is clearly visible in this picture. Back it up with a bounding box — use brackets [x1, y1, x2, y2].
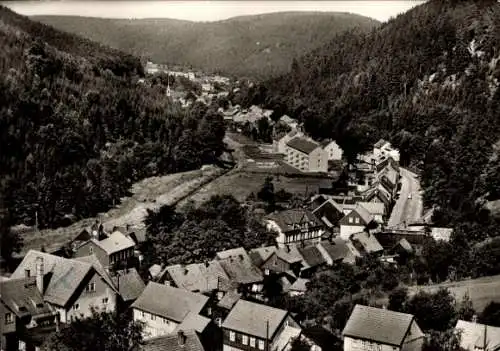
[17, 166, 226, 256]
[407, 275, 500, 312]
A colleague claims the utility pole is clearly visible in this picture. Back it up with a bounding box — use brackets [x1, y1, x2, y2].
[266, 320, 269, 351]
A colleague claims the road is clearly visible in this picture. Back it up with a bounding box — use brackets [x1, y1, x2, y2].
[387, 167, 423, 228]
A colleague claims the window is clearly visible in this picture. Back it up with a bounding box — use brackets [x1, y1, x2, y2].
[102, 297, 108, 304]
[73, 304, 80, 310]
[250, 337, 256, 347]
[163, 318, 169, 324]
[355, 217, 360, 224]
[141, 311, 145, 318]
[348, 217, 353, 223]
[258, 340, 265, 350]
[89, 246, 93, 254]
[151, 314, 156, 321]
[25, 269, 30, 278]
[229, 331, 235, 342]
[242, 335, 248, 345]
[86, 282, 96, 292]
[5, 312, 13, 324]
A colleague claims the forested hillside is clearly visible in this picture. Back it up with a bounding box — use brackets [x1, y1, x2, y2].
[241, 0, 500, 242]
[0, 6, 225, 233]
[33, 12, 379, 78]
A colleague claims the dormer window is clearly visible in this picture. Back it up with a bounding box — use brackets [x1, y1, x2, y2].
[25, 269, 30, 278]
[5, 312, 13, 324]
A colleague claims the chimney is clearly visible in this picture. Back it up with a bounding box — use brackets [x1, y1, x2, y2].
[36, 257, 44, 294]
[177, 330, 186, 346]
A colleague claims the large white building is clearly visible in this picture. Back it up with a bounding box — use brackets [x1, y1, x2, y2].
[285, 137, 328, 173]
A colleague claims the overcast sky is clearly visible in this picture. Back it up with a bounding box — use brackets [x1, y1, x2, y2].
[4, 1, 426, 22]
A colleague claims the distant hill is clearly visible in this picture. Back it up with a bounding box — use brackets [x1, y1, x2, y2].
[0, 5, 225, 234]
[32, 12, 379, 78]
[240, 0, 500, 235]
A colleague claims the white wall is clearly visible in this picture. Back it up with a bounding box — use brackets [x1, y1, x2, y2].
[344, 337, 398, 351]
[324, 142, 343, 161]
[309, 148, 328, 173]
[133, 308, 178, 340]
[340, 225, 365, 240]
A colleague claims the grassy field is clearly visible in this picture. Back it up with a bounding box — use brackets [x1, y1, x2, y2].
[407, 275, 500, 312]
[18, 167, 225, 256]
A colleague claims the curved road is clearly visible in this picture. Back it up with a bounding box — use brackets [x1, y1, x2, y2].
[387, 167, 423, 228]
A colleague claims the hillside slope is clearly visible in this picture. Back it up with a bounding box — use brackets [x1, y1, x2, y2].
[245, 0, 500, 239]
[0, 6, 225, 238]
[32, 12, 379, 78]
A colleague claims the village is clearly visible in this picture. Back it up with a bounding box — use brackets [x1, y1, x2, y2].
[2, 62, 499, 351]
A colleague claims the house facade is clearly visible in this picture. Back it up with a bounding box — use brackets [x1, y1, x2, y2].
[339, 205, 375, 240]
[265, 209, 325, 248]
[373, 139, 400, 162]
[285, 137, 328, 173]
[222, 300, 302, 351]
[322, 140, 343, 161]
[10, 251, 119, 325]
[131, 282, 209, 340]
[343, 305, 424, 351]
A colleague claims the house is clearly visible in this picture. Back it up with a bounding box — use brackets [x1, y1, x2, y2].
[175, 312, 222, 351]
[112, 268, 146, 306]
[311, 199, 344, 231]
[265, 209, 326, 248]
[373, 139, 400, 162]
[217, 256, 264, 297]
[430, 227, 453, 242]
[249, 246, 303, 277]
[343, 305, 425, 351]
[143, 330, 206, 351]
[321, 140, 343, 161]
[357, 202, 386, 224]
[316, 238, 357, 265]
[275, 130, 304, 154]
[285, 137, 328, 173]
[297, 245, 327, 277]
[375, 156, 399, 174]
[279, 115, 299, 130]
[300, 326, 342, 351]
[222, 300, 302, 351]
[159, 261, 231, 295]
[131, 282, 210, 340]
[0, 276, 58, 351]
[339, 204, 376, 240]
[74, 231, 136, 270]
[10, 250, 119, 324]
[284, 278, 309, 297]
[377, 165, 400, 199]
[349, 232, 384, 256]
[363, 184, 393, 212]
[454, 319, 500, 351]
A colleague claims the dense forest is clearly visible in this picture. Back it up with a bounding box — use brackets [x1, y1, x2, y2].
[237, 0, 500, 242]
[33, 12, 379, 79]
[0, 6, 226, 233]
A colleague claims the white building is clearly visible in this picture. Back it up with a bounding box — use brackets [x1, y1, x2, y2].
[285, 137, 328, 173]
[373, 139, 400, 162]
[321, 140, 343, 161]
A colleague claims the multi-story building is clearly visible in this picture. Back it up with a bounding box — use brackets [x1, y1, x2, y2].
[343, 305, 424, 351]
[131, 282, 210, 340]
[10, 250, 119, 324]
[338, 204, 377, 240]
[321, 140, 343, 161]
[284, 137, 328, 173]
[265, 209, 325, 248]
[373, 139, 400, 163]
[222, 300, 301, 351]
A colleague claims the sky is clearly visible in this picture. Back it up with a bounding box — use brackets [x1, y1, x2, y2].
[3, 1, 427, 23]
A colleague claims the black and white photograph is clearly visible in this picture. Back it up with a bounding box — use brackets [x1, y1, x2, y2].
[0, 0, 500, 350]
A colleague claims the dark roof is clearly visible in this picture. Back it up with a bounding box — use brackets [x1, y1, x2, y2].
[267, 209, 323, 233]
[131, 282, 209, 322]
[175, 311, 211, 334]
[343, 305, 416, 346]
[286, 137, 320, 154]
[164, 261, 230, 293]
[0, 277, 54, 319]
[222, 300, 288, 339]
[216, 247, 251, 261]
[218, 257, 264, 285]
[142, 330, 205, 351]
[298, 246, 326, 267]
[249, 246, 277, 267]
[302, 326, 341, 350]
[350, 232, 383, 254]
[319, 238, 352, 262]
[113, 268, 146, 302]
[312, 199, 344, 228]
[310, 195, 328, 209]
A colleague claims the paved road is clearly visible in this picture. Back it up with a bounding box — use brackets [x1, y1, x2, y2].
[387, 167, 423, 228]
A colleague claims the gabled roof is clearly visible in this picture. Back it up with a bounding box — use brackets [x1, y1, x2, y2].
[357, 202, 385, 216]
[218, 257, 264, 285]
[286, 137, 320, 154]
[75, 254, 119, 295]
[312, 199, 344, 228]
[217, 291, 242, 310]
[175, 311, 211, 334]
[249, 246, 277, 267]
[164, 261, 230, 293]
[318, 238, 352, 263]
[143, 330, 205, 351]
[343, 305, 419, 346]
[350, 232, 383, 254]
[395, 238, 413, 253]
[279, 115, 296, 125]
[149, 264, 163, 279]
[11, 250, 116, 308]
[266, 209, 323, 233]
[286, 278, 309, 293]
[374, 139, 388, 149]
[131, 282, 208, 323]
[455, 320, 500, 350]
[222, 300, 288, 339]
[0, 277, 54, 319]
[112, 268, 146, 302]
[354, 204, 375, 225]
[216, 247, 251, 261]
[95, 231, 135, 255]
[297, 246, 326, 267]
